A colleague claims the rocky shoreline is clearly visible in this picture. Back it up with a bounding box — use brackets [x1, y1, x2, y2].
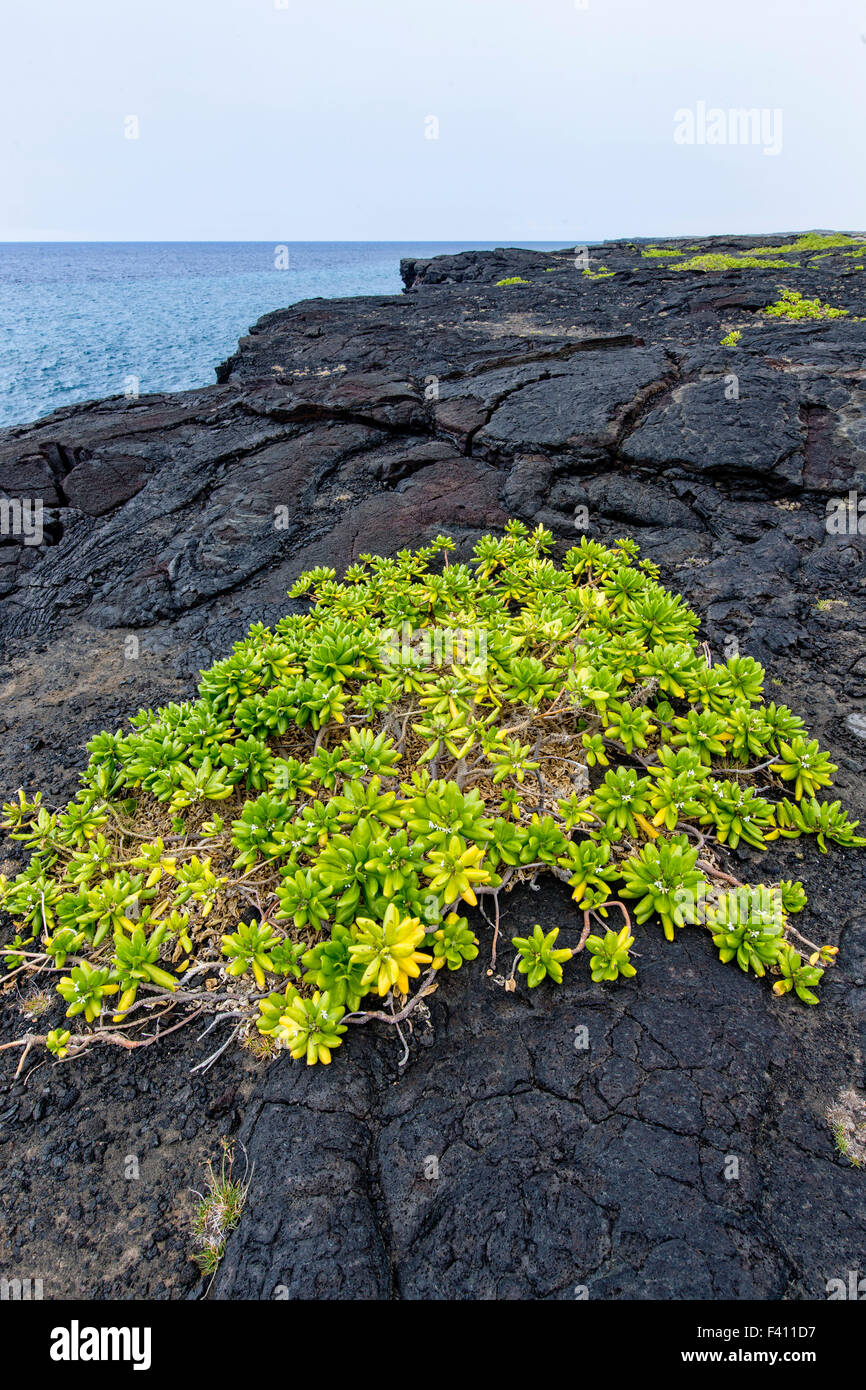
[1, 234, 865, 1299]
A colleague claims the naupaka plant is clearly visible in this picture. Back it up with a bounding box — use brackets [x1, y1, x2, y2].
[1, 522, 862, 1071]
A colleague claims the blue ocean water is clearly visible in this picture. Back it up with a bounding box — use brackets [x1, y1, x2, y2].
[0, 242, 562, 429]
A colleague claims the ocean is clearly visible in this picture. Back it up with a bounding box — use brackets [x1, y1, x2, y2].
[0, 241, 563, 429]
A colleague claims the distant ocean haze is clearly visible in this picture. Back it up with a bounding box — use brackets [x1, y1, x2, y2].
[0, 241, 562, 428]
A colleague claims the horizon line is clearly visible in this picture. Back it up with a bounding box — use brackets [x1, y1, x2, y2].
[1, 230, 852, 246]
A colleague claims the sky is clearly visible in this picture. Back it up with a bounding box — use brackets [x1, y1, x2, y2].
[1, 0, 865, 242]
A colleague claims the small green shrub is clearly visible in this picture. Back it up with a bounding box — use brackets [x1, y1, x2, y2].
[45, 1027, 71, 1058]
[585, 923, 636, 982]
[763, 288, 848, 321]
[512, 924, 573, 987]
[672, 253, 796, 272]
[769, 233, 860, 254]
[2, 523, 862, 1070]
[720, 329, 742, 346]
[495, 276, 529, 287]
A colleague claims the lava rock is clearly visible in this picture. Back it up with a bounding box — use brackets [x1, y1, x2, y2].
[2, 233, 866, 1300]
